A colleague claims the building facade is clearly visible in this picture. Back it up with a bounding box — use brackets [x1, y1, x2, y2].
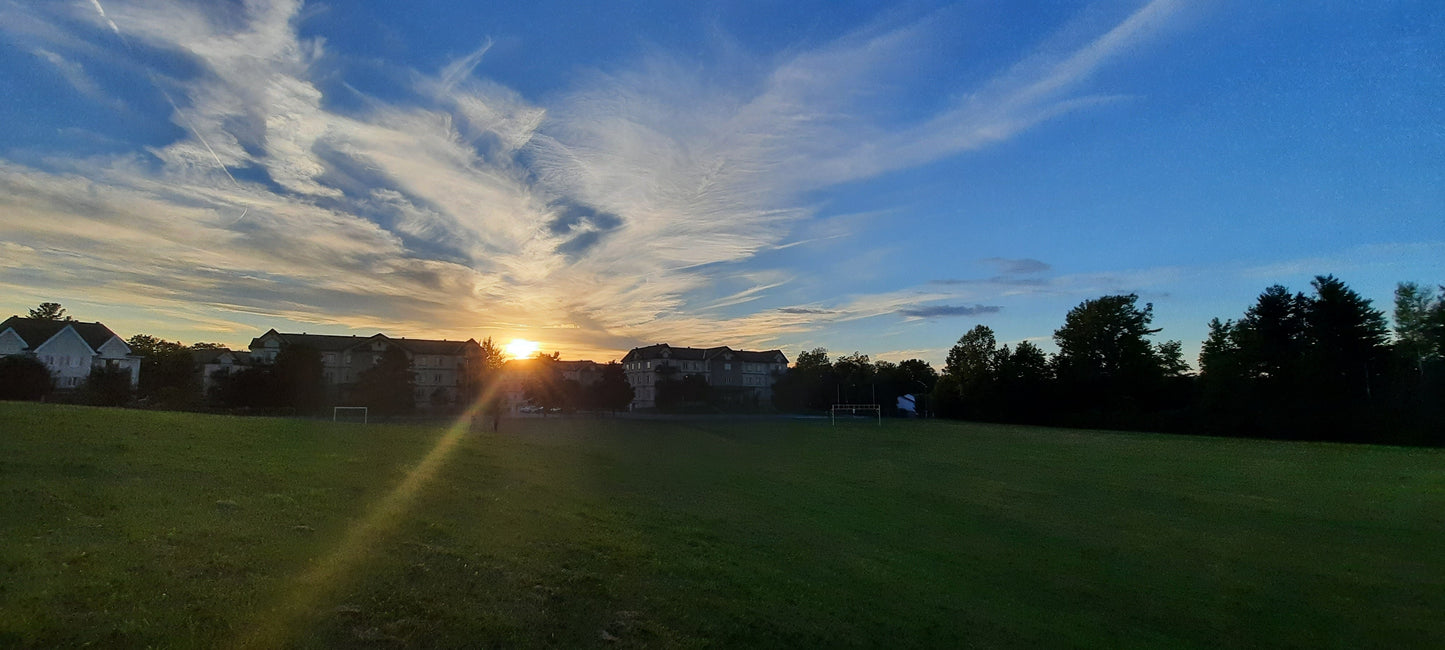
[248, 330, 483, 409]
[620, 344, 788, 409]
[0, 316, 141, 389]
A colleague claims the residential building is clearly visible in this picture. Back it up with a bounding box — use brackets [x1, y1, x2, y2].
[494, 358, 603, 414]
[247, 330, 482, 409]
[620, 344, 788, 409]
[191, 348, 252, 397]
[0, 316, 141, 389]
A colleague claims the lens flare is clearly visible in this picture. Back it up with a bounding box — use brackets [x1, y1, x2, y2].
[236, 383, 503, 648]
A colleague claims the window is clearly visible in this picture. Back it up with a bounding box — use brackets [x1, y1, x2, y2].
[724, 363, 731, 370]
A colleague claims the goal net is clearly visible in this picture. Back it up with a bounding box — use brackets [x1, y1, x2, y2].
[333, 406, 368, 424]
[830, 403, 880, 426]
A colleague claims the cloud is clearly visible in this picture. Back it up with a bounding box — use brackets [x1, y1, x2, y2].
[983, 257, 1051, 275]
[0, 1, 1187, 359]
[898, 304, 1004, 319]
[30, 47, 125, 110]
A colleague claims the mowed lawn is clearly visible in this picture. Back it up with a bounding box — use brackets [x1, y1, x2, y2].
[1, 403, 1442, 648]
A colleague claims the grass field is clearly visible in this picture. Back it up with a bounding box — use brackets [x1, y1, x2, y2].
[1, 402, 1442, 648]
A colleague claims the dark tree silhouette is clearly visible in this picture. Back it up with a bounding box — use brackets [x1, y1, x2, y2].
[590, 362, 635, 413]
[995, 341, 1052, 422]
[772, 347, 836, 411]
[83, 364, 131, 406]
[0, 355, 54, 401]
[353, 346, 415, 416]
[940, 325, 999, 419]
[127, 334, 198, 407]
[1051, 294, 1184, 423]
[27, 302, 72, 321]
[274, 345, 326, 414]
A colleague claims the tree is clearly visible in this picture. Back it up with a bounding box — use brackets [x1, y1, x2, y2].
[656, 373, 709, 411]
[794, 348, 831, 373]
[1394, 282, 1442, 373]
[127, 334, 198, 407]
[879, 358, 937, 417]
[1052, 294, 1175, 415]
[27, 302, 72, 321]
[832, 352, 875, 403]
[590, 362, 635, 413]
[772, 348, 836, 411]
[213, 365, 284, 410]
[521, 356, 563, 414]
[995, 341, 1052, 422]
[353, 346, 414, 416]
[0, 355, 53, 401]
[274, 345, 326, 414]
[1200, 276, 1394, 441]
[1305, 275, 1389, 408]
[1238, 285, 1311, 383]
[478, 337, 508, 374]
[82, 364, 131, 406]
[941, 325, 1000, 419]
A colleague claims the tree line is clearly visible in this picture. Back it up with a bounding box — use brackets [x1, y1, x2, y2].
[772, 275, 1442, 444]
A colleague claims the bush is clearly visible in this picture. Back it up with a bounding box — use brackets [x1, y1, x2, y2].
[0, 356, 54, 401]
[83, 365, 132, 406]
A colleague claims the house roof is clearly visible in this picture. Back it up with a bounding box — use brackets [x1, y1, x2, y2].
[622, 343, 787, 364]
[248, 329, 479, 356]
[0, 316, 126, 353]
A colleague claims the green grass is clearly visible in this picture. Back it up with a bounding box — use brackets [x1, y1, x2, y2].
[1, 402, 1442, 648]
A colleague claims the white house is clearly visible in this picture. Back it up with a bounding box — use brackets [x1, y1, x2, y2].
[0, 316, 141, 389]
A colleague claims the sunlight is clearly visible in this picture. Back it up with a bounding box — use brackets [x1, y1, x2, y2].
[504, 338, 540, 359]
[235, 384, 501, 649]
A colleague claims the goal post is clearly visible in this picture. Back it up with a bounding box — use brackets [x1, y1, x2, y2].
[831, 403, 880, 426]
[333, 406, 368, 424]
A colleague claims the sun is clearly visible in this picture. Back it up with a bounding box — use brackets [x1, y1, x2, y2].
[504, 338, 540, 359]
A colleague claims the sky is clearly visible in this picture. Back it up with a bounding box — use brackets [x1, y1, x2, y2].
[1, 0, 1441, 367]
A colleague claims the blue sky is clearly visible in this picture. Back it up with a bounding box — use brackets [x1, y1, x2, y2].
[1, 0, 1441, 366]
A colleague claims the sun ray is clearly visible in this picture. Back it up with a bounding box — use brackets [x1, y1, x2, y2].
[234, 381, 503, 648]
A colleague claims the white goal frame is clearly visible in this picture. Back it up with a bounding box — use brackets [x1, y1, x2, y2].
[831, 403, 880, 426]
[333, 406, 368, 424]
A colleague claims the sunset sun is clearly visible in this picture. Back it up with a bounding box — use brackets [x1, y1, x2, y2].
[504, 338, 540, 359]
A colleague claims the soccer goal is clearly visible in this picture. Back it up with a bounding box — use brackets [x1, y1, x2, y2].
[333, 406, 368, 424]
[831, 403, 880, 426]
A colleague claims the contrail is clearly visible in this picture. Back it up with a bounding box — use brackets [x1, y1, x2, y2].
[89, 0, 247, 218]
[87, 0, 121, 36]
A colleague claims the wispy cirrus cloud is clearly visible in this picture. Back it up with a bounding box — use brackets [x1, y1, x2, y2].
[0, 0, 1187, 358]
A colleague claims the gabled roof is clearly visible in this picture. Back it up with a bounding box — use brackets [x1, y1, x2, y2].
[735, 349, 788, 363]
[249, 329, 378, 352]
[0, 316, 126, 354]
[249, 329, 479, 356]
[395, 338, 480, 356]
[622, 343, 787, 364]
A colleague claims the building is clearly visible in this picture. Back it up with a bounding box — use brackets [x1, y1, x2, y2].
[620, 344, 788, 409]
[191, 348, 252, 397]
[247, 329, 482, 409]
[0, 316, 141, 389]
[494, 358, 603, 414]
